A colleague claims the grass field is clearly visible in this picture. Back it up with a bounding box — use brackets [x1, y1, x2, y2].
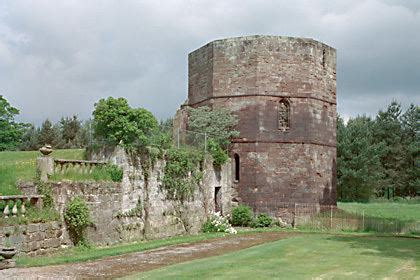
[126, 234, 420, 279]
[338, 202, 420, 222]
[0, 149, 84, 195]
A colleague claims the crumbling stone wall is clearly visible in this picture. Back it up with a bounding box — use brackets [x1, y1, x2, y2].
[88, 146, 233, 241]
[186, 35, 337, 217]
[0, 221, 67, 256]
[5, 147, 233, 255]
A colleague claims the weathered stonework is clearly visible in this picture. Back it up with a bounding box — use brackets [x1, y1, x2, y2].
[88, 147, 232, 242]
[0, 221, 66, 257]
[185, 35, 337, 217]
[7, 146, 232, 255]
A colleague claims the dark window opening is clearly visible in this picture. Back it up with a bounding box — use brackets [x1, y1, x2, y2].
[278, 99, 290, 131]
[215, 186, 222, 214]
[322, 49, 326, 67]
[234, 154, 240, 182]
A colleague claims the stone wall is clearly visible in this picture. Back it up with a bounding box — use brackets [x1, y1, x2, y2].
[4, 147, 233, 255]
[50, 181, 141, 246]
[0, 221, 68, 256]
[40, 146, 233, 245]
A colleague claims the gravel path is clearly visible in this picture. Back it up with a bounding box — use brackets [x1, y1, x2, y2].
[0, 232, 293, 279]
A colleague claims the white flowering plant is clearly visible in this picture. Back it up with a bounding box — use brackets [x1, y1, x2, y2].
[201, 212, 237, 234]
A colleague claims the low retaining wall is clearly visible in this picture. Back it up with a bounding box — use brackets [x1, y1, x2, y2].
[0, 221, 69, 256]
[51, 181, 144, 245]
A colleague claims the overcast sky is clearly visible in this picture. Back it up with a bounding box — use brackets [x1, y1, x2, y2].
[0, 0, 419, 125]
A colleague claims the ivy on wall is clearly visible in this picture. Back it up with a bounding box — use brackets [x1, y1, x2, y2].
[162, 147, 204, 202]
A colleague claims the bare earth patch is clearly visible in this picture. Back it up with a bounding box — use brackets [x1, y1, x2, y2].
[0, 232, 293, 279]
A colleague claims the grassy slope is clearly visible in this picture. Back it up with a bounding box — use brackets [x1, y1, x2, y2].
[127, 234, 420, 280]
[0, 149, 84, 195]
[338, 202, 420, 221]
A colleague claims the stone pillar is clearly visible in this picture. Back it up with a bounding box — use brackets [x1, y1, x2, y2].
[36, 145, 54, 182]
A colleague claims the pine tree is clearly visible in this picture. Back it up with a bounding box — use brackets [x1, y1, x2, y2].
[400, 104, 420, 196]
[38, 119, 57, 147]
[372, 101, 407, 198]
[60, 115, 81, 148]
[337, 115, 384, 201]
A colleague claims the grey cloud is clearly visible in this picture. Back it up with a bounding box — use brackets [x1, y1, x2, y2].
[0, 0, 418, 125]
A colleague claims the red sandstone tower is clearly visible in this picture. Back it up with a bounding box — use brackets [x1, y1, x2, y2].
[185, 35, 337, 216]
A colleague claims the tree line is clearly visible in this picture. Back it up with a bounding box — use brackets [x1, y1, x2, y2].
[337, 101, 419, 201]
[1, 95, 418, 200]
[0, 95, 90, 151]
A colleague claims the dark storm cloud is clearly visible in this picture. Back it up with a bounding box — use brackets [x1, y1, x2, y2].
[0, 0, 418, 124]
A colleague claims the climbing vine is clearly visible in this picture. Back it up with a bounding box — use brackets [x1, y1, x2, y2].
[64, 196, 91, 246]
[207, 139, 228, 168]
[162, 147, 204, 202]
[34, 170, 54, 209]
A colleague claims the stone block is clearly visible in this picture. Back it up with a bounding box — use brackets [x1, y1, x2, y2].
[50, 221, 61, 230]
[0, 259, 16, 270]
[43, 238, 61, 248]
[27, 224, 39, 233]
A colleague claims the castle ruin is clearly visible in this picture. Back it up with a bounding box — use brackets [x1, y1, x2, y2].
[176, 35, 337, 217]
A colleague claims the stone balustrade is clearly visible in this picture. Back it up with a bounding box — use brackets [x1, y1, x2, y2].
[54, 159, 107, 174]
[1, 195, 43, 218]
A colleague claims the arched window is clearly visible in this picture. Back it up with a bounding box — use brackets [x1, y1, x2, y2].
[234, 154, 240, 182]
[278, 99, 290, 131]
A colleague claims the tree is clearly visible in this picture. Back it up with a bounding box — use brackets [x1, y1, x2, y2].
[60, 115, 81, 147]
[372, 101, 407, 197]
[74, 120, 91, 148]
[0, 95, 26, 151]
[38, 119, 63, 148]
[187, 106, 239, 147]
[20, 125, 40, 151]
[399, 104, 420, 196]
[337, 115, 384, 201]
[92, 97, 158, 147]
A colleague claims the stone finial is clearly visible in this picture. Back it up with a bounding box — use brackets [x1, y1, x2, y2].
[39, 144, 53, 156]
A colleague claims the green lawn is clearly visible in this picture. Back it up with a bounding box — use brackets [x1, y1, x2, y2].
[338, 202, 420, 222]
[126, 234, 420, 280]
[0, 149, 84, 195]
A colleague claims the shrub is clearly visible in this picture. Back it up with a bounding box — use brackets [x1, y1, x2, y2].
[162, 147, 203, 201]
[64, 197, 91, 246]
[187, 106, 239, 147]
[207, 139, 228, 168]
[251, 213, 273, 228]
[36, 181, 54, 209]
[106, 164, 123, 182]
[201, 212, 237, 234]
[231, 205, 253, 227]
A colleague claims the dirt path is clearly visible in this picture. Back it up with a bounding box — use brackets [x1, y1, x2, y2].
[1, 232, 294, 279]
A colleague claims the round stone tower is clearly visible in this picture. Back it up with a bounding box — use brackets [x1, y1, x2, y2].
[187, 35, 337, 217]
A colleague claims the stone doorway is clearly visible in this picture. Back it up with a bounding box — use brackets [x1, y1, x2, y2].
[214, 186, 222, 214]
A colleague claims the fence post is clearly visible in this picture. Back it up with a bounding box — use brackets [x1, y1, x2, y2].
[362, 210, 365, 231]
[330, 205, 333, 229]
[293, 203, 297, 229]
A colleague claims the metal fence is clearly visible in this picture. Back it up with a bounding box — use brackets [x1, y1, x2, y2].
[294, 203, 420, 235]
[173, 128, 220, 152]
[174, 128, 206, 150]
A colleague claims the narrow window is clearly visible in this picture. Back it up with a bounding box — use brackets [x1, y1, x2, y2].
[214, 186, 222, 214]
[278, 100, 290, 131]
[234, 154, 240, 182]
[322, 49, 326, 67]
